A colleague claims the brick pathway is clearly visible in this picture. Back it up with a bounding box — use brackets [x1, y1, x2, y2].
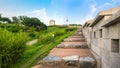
[32, 28, 96, 68]
[49, 48, 94, 58]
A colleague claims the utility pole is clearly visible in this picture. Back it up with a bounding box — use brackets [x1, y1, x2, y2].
[66, 19, 68, 25]
[66, 16, 69, 26]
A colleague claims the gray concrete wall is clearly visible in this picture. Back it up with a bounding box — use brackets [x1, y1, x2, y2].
[84, 15, 120, 68]
[106, 22, 120, 68]
[83, 27, 92, 48]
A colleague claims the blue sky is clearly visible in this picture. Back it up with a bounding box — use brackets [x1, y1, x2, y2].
[0, 0, 120, 25]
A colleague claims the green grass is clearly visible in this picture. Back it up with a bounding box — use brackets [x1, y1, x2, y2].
[11, 26, 77, 68]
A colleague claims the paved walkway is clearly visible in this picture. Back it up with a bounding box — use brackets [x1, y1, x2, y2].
[32, 28, 96, 68]
[26, 39, 38, 45]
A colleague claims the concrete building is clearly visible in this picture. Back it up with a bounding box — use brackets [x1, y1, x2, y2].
[83, 20, 93, 48]
[49, 19, 55, 26]
[83, 6, 120, 68]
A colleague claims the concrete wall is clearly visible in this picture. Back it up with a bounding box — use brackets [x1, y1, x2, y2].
[105, 22, 120, 68]
[83, 26, 92, 48]
[83, 15, 120, 68]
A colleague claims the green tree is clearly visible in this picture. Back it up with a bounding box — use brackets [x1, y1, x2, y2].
[21, 17, 47, 31]
[12, 16, 19, 23]
[2, 17, 11, 23]
[18, 16, 28, 22]
[0, 14, 11, 23]
[0, 14, 1, 20]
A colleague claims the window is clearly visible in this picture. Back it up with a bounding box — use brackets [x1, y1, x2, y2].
[94, 31, 96, 38]
[111, 39, 119, 53]
[99, 29, 102, 38]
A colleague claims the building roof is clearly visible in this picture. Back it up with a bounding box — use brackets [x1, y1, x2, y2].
[102, 10, 120, 27]
[83, 20, 93, 28]
[90, 6, 120, 27]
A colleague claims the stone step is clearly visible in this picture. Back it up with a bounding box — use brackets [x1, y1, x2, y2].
[72, 32, 83, 35]
[72, 34, 83, 36]
[32, 57, 95, 68]
[56, 42, 88, 48]
[69, 36, 84, 38]
[32, 29, 96, 68]
[35, 55, 95, 68]
[76, 30, 82, 32]
[48, 48, 94, 58]
[64, 38, 85, 42]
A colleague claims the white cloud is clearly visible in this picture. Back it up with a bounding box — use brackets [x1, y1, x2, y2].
[98, 3, 112, 10]
[32, 9, 46, 16]
[0, 8, 65, 25]
[104, 2, 112, 5]
[0, 8, 51, 25]
[20, 8, 50, 25]
[78, 4, 97, 25]
[81, 1, 117, 25]
[54, 16, 65, 25]
[91, 5, 97, 13]
[112, 0, 120, 2]
[25, 8, 65, 25]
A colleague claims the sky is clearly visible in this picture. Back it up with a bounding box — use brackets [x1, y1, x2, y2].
[0, 0, 120, 25]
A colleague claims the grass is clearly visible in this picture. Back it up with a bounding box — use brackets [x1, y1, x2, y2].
[11, 26, 77, 68]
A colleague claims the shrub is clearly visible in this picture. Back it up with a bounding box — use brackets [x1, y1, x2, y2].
[38, 34, 51, 44]
[0, 24, 21, 32]
[65, 28, 76, 32]
[29, 32, 36, 38]
[0, 28, 28, 68]
[54, 30, 65, 36]
[7, 27, 20, 32]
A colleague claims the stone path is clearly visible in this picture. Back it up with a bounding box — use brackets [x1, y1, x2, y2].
[26, 39, 38, 45]
[32, 28, 96, 68]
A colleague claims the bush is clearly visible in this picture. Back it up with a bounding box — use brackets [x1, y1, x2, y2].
[65, 28, 76, 32]
[38, 34, 51, 44]
[7, 27, 20, 32]
[54, 30, 65, 36]
[29, 33, 36, 38]
[0, 24, 21, 32]
[0, 28, 28, 68]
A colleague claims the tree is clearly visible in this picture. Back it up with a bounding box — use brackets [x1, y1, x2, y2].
[2, 17, 11, 23]
[18, 16, 28, 22]
[12, 16, 19, 23]
[0, 14, 11, 23]
[0, 14, 2, 21]
[21, 16, 47, 31]
[0, 14, 1, 20]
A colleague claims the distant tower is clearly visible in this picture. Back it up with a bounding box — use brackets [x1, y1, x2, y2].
[49, 19, 55, 26]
